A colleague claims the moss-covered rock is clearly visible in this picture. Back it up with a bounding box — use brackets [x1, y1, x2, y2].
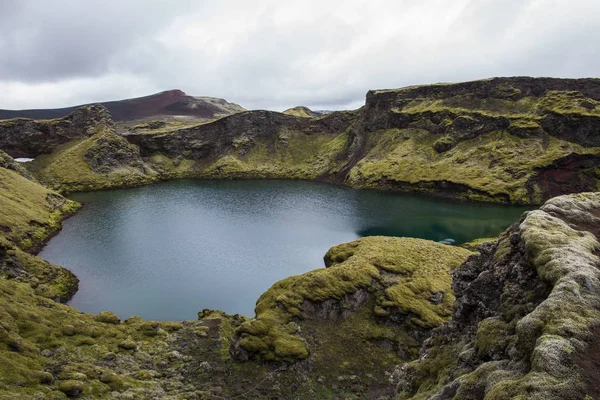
[0, 104, 113, 158]
[395, 191, 600, 400]
[28, 127, 158, 193]
[282, 106, 321, 118]
[232, 237, 471, 363]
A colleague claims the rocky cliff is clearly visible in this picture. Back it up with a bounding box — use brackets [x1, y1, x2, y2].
[120, 77, 600, 204]
[0, 105, 113, 158]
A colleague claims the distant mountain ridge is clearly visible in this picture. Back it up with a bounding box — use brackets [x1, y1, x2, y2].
[0, 90, 246, 121]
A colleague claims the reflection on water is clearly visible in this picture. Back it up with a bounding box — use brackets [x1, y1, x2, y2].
[39, 179, 531, 320]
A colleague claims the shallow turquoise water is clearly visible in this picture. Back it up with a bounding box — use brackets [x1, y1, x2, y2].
[39, 180, 531, 320]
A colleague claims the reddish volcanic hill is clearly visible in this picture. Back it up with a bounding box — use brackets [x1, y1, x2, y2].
[0, 90, 245, 121]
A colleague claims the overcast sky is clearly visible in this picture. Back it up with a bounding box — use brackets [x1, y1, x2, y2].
[0, 0, 598, 111]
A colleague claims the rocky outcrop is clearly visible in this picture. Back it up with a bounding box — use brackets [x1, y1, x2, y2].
[394, 192, 600, 399]
[0, 104, 113, 158]
[526, 153, 600, 201]
[84, 134, 145, 174]
[0, 149, 34, 180]
[125, 110, 356, 160]
[231, 237, 471, 366]
[343, 78, 600, 204]
[27, 123, 157, 192]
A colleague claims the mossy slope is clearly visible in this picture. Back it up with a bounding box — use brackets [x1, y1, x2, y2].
[118, 77, 600, 205]
[395, 192, 600, 399]
[28, 127, 158, 192]
[347, 84, 600, 204]
[232, 237, 471, 365]
[282, 106, 321, 118]
[0, 150, 80, 302]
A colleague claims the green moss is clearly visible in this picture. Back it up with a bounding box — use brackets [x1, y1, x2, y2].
[399, 192, 600, 399]
[346, 128, 600, 204]
[58, 380, 85, 397]
[139, 321, 160, 336]
[28, 128, 157, 192]
[282, 106, 319, 118]
[201, 130, 350, 180]
[235, 237, 471, 362]
[535, 91, 600, 117]
[474, 317, 512, 360]
[396, 336, 466, 399]
[460, 237, 498, 252]
[94, 311, 120, 325]
[0, 167, 80, 250]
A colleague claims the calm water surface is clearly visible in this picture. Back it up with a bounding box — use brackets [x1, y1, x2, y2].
[39, 180, 530, 320]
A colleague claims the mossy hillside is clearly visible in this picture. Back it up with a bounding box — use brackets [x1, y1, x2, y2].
[451, 198, 600, 399]
[0, 278, 265, 399]
[204, 129, 349, 180]
[144, 129, 350, 182]
[19, 79, 599, 204]
[0, 155, 81, 302]
[1, 244, 78, 303]
[282, 106, 320, 118]
[27, 128, 158, 193]
[233, 237, 471, 363]
[395, 90, 600, 118]
[346, 127, 600, 204]
[0, 150, 34, 180]
[396, 192, 600, 399]
[459, 237, 498, 252]
[0, 165, 80, 252]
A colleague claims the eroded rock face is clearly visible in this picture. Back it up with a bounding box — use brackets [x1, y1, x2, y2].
[0, 104, 114, 158]
[395, 192, 600, 400]
[120, 77, 600, 205]
[125, 110, 356, 160]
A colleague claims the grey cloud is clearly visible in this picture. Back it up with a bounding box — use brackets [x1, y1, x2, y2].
[1, 0, 600, 111]
[0, 0, 188, 81]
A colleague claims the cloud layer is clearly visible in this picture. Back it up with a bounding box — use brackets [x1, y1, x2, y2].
[1, 0, 599, 110]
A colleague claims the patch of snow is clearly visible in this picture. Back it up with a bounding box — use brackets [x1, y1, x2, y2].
[439, 238, 456, 245]
[14, 158, 34, 163]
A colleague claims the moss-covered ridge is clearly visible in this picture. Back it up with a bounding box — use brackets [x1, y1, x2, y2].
[232, 237, 471, 363]
[0, 149, 81, 303]
[115, 77, 600, 205]
[3, 77, 599, 204]
[282, 106, 321, 118]
[346, 78, 600, 204]
[0, 105, 113, 158]
[28, 126, 158, 193]
[395, 191, 600, 399]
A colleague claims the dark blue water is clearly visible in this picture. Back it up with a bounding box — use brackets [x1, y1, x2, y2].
[39, 180, 530, 320]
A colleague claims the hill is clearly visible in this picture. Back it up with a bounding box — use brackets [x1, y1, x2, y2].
[0, 90, 245, 122]
[282, 106, 321, 118]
